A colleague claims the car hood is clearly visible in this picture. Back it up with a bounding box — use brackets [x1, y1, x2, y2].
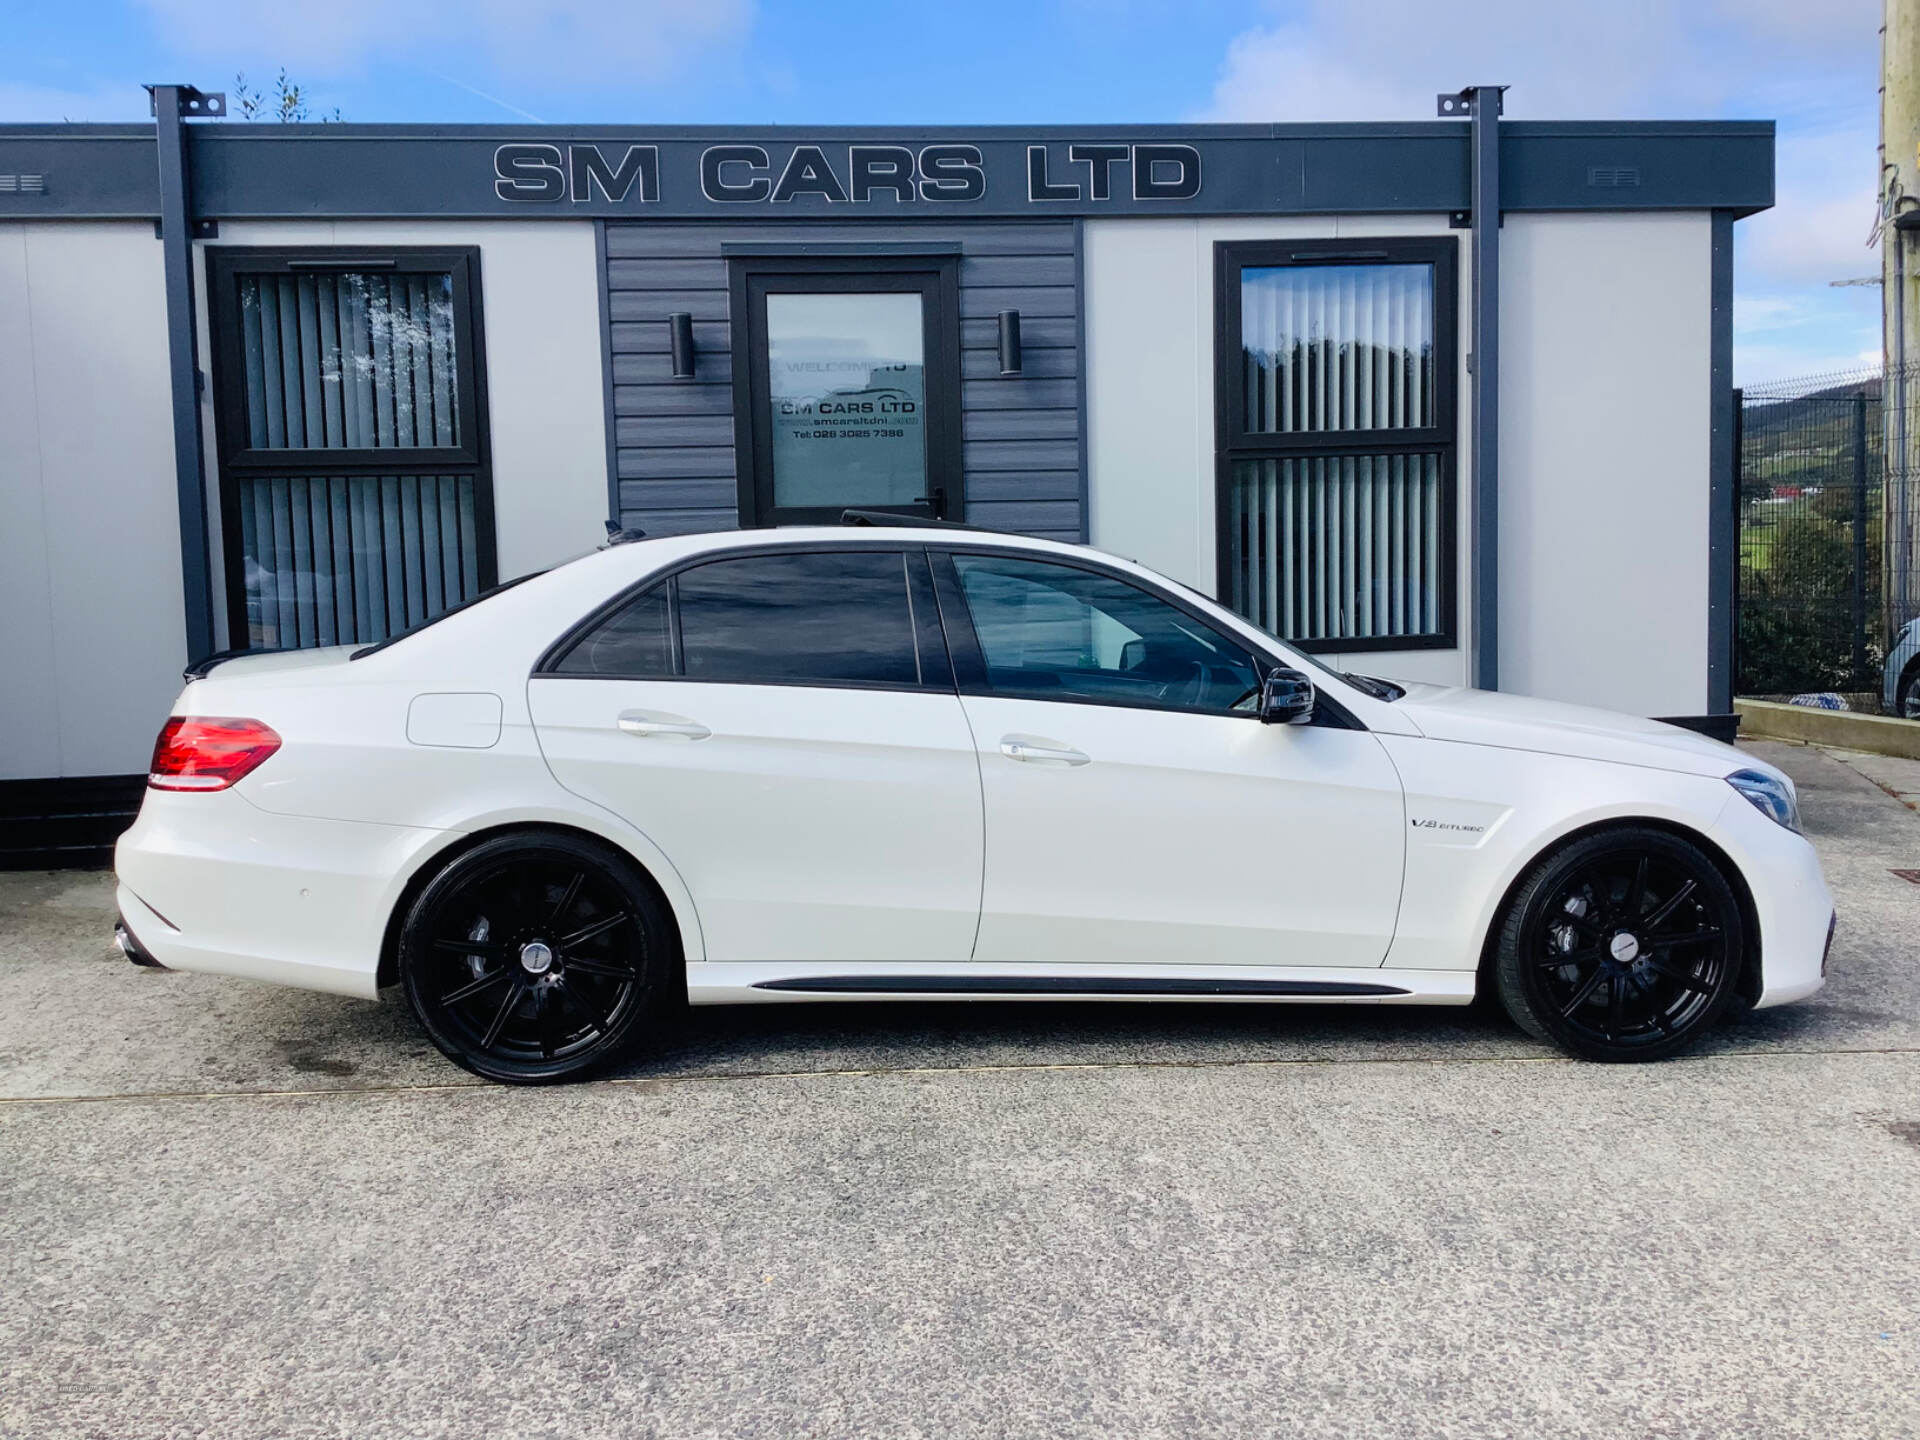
[1389, 683, 1746, 777]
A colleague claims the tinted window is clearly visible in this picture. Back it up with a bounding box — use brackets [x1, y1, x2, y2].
[553, 585, 671, 676]
[952, 555, 1260, 714]
[679, 551, 919, 686]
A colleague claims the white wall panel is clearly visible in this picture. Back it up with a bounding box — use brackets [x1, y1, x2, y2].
[1499, 213, 1712, 715]
[0, 223, 183, 779]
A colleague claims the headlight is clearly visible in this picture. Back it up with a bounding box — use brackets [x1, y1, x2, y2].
[1727, 768, 1802, 833]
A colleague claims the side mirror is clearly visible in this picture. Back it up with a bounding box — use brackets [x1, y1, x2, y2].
[1259, 667, 1316, 726]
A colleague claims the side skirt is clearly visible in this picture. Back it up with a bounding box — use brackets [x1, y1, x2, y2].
[758, 975, 1405, 997]
[687, 963, 1477, 1007]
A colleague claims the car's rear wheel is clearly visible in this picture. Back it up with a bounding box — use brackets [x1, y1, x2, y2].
[399, 832, 672, 1084]
[1493, 827, 1744, 1062]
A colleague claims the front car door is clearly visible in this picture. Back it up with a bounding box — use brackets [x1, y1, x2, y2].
[528, 546, 983, 966]
[931, 548, 1406, 970]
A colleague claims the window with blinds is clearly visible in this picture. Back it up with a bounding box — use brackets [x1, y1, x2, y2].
[207, 249, 495, 651]
[1215, 238, 1458, 652]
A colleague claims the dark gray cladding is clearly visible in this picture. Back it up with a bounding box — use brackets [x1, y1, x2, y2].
[605, 221, 1084, 542]
[0, 121, 1775, 222]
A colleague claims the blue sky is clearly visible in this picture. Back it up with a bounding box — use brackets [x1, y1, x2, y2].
[5, 0, 1885, 385]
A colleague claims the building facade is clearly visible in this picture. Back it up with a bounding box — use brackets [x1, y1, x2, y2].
[0, 98, 1770, 863]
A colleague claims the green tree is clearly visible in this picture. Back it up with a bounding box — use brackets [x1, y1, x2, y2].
[232, 70, 341, 124]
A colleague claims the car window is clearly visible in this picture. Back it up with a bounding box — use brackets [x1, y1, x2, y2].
[678, 551, 919, 686]
[950, 554, 1261, 714]
[552, 584, 672, 677]
[557, 549, 924, 687]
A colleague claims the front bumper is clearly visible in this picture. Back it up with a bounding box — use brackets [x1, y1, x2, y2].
[1709, 797, 1835, 1008]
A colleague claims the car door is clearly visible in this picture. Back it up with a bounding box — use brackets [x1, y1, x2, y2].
[932, 549, 1406, 970]
[528, 546, 984, 966]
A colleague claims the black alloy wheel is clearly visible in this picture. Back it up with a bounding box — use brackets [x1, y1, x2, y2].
[399, 832, 672, 1083]
[1899, 665, 1920, 721]
[1493, 827, 1745, 1062]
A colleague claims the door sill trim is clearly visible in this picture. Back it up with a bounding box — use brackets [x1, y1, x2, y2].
[751, 975, 1409, 998]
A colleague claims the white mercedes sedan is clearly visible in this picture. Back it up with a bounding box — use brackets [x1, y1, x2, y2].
[115, 526, 1835, 1082]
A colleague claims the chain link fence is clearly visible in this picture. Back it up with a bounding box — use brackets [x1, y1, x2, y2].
[1735, 367, 1920, 705]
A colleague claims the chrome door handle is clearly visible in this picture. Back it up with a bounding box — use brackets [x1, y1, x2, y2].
[1000, 738, 1090, 767]
[617, 711, 711, 741]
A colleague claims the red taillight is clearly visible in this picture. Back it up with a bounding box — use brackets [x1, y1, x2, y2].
[148, 717, 282, 791]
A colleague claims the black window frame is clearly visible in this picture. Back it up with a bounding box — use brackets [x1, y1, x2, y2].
[535, 542, 955, 695]
[204, 245, 498, 647]
[1213, 236, 1459, 654]
[728, 254, 964, 529]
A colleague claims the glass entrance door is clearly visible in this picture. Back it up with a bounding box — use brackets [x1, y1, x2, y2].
[733, 258, 962, 527]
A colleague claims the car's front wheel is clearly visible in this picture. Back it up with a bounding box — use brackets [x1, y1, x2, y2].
[399, 832, 673, 1084]
[1898, 663, 1920, 720]
[1493, 827, 1745, 1062]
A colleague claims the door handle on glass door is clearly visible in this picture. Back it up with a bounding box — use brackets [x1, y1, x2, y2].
[1000, 737, 1090, 766]
[617, 711, 712, 741]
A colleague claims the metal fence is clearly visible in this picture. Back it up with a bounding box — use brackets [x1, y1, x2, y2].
[1736, 368, 1900, 699]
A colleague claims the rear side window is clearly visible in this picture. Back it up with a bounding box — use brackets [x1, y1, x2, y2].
[552, 585, 671, 677]
[551, 549, 922, 688]
[679, 551, 918, 686]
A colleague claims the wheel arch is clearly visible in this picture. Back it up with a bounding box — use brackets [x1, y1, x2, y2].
[1898, 654, 1920, 714]
[1474, 816, 1764, 1009]
[375, 818, 699, 995]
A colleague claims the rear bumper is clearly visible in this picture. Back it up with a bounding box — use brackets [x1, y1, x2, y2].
[114, 786, 445, 1000]
[113, 911, 167, 968]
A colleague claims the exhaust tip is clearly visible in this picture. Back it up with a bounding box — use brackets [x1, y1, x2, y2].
[115, 918, 168, 970]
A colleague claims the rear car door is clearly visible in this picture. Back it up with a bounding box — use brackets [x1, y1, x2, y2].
[528, 546, 983, 966]
[932, 548, 1406, 969]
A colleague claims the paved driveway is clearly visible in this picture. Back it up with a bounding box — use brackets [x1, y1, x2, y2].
[3, 741, 1918, 1439]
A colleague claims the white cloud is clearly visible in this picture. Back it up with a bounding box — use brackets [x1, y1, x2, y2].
[130, 0, 753, 85]
[1202, 0, 1883, 381]
[1201, 0, 1876, 123]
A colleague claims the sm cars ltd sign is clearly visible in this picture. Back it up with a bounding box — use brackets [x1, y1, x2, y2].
[492, 140, 1202, 209]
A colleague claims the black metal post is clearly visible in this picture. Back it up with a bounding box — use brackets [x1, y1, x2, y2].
[1854, 389, 1870, 685]
[1440, 85, 1505, 691]
[1730, 388, 1743, 697]
[148, 84, 223, 664]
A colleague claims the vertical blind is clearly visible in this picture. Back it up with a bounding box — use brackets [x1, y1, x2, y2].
[238, 475, 479, 650]
[239, 273, 462, 448]
[228, 267, 482, 650]
[1239, 263, 1434, 434]
[1225, 258, 1448, 646]
[1226, 454, 1443, 643]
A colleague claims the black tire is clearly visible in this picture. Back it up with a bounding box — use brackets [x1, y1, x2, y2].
[399, 831, 675, 1084]
[1494, 827, 1745, 1063]
[1899, 664, 1920, 721]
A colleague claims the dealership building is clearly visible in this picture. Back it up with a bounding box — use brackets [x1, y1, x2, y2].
[0, 89, 1770, 863]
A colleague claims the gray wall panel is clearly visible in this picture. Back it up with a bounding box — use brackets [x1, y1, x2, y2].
[604, 219, 1085, 540]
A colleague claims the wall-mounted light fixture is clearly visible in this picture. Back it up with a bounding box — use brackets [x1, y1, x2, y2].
[997, 309, 1022, 376]
[668, 311, 696, 379]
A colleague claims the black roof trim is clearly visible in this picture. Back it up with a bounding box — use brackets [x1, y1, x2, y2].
[0, 119, 1775, 221]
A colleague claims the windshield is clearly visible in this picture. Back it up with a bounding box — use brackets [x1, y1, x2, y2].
[1147, 570, 1410, 700]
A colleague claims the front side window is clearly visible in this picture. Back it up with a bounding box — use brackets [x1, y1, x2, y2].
[1216, 239, 1458, 651]
[554, 550, 922, 688]
[950, 554, 1261, 714]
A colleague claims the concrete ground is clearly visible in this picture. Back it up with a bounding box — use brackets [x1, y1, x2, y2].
[3, 739, 1918, 1439]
